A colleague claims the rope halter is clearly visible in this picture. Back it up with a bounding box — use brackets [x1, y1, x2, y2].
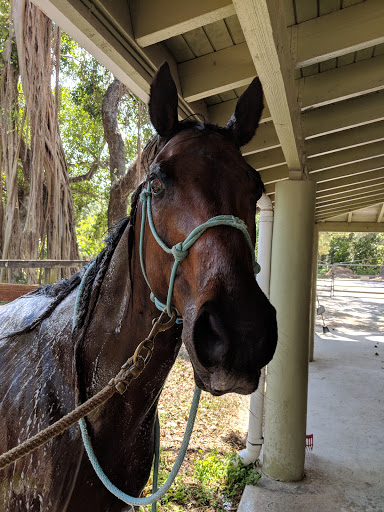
[139, 184, 261, 322]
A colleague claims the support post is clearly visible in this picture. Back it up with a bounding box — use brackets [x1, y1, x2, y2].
[309, 224, 319, 362]
[239, 194, 273, 465]
[263, 179, 316, 481]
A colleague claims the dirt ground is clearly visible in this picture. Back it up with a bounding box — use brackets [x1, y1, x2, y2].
[316, 277, 384, 333]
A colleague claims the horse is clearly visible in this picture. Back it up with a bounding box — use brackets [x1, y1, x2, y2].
[0, 62, 277, 511]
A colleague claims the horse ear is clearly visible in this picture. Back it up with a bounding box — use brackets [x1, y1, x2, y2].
[225, 77, 264, 147]
[149, 62, 179, 138]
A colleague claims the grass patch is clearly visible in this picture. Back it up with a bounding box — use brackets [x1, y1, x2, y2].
[140, 359, 259, 511]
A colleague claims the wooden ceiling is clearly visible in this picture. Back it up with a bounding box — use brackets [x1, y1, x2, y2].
[34, 0, 384, 228]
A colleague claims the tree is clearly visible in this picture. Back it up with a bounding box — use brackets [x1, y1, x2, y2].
[1, 0, 79, 282]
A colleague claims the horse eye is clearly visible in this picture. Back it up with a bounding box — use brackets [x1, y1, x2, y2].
[149, 177, 163, 195]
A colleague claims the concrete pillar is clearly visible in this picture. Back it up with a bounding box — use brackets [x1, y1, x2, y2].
[263, 179, 316, 482]
[309, 225, 319, 362]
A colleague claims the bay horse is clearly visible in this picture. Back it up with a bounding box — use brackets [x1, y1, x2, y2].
[0, 63, 277, 511]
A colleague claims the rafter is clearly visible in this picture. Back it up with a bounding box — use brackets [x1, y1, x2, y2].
[317, 181, 384, 202]
[289, 0, 384, 68]
[378, 203, 384, 223]
[302, 91, 384, 139]
[310, 156, 384, 183]
[316, 198, 384, 220]
[316, 169, 384, 194]
[299, 55, 384, 111]
[308, 141, 384, 173]
[316, 191, 384, 211]
[305, 121, 384, 158]
[208, 97, 272, 126]
[317, 222, 384, 232]
[130, 0, 235, 47]
[233, 0, 303, 171]
[179, 43, 255, 102]
[245, 147, 286, 171]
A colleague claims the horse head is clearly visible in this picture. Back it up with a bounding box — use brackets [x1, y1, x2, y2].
[141, 63, 277, 396]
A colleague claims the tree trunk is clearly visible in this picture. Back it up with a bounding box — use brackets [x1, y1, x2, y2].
[102, 78, 141, 228]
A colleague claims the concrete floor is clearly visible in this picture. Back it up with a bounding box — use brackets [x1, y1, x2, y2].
[238, 328, 384, 512]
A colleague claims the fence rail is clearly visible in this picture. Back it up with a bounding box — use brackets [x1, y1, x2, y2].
[0, 260, 89, 303]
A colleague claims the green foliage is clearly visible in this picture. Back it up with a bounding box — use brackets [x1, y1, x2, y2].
[144, 449, 261, 511]
[318, 232, 384, 275]
[76, 212, 107, 258]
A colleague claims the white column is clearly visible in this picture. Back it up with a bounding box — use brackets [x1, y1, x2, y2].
[263, 179, 316, 481]
[239, 193, 273, 465]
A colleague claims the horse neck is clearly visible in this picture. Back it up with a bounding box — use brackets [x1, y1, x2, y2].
[79, 213, 181, 402]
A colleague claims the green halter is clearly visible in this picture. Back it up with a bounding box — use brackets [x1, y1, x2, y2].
[139, 185, 261, 322]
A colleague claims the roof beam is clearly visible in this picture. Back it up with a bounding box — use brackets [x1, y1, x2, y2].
[131, 0, 235, 47]
[289, 0, 384, 68]
[317, 180, 384, 201]
[245, 147, 286, 171]
[302, 91, 384, 138]
[299, 55, 384, 111]
[310, 156, 384, 183]
[378, 203, 384, 223]
[316, 190, 384, 210]
[305, 121, 384, 157]
[233, 0, 303, 171]
[308, 140, 384, 172]
[259, 165, 289, 184]
[31, 0, 194, 118]
[242, 122, 280, 155]
[179, 43, 255, 102]
[208, 97, 272, 126]
[316, 169, 384, 194]
[316, 199, 384, 220]
[317, 222, 384, 233]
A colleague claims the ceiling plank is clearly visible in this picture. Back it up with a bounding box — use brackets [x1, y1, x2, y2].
[316, 169, 384, 193]
[131, 0, 235, 47]
[308, 140, 384, 172]
[317, 222, 384, 232]
[310, 155, 384, 183]
[316, 190, 384, 210]
[302, 91, 384, 138]
[242, 122, 280, 155]
[317, 180, 384, 201]
[179, 43, 255, 102]
[316, 198, 384, 220]
[290, 0, 384, 68]
[208, 97, 272, 126]
[305, 121, 384, 157]
[299, 55, 384, 111]
[245, 147, 286, 170]
[233, 0, 303, 171]
[259, 165, 289, 184]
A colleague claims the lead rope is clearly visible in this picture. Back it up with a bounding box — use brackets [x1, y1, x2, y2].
[78, 184, 261, 509]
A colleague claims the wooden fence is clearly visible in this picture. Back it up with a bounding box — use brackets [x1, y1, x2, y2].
[0, 260, 89, 302]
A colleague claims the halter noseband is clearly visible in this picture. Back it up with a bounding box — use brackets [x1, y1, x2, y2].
[139, 185, 261, 322]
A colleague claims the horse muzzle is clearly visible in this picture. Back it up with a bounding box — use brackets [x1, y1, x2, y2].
[183, 298, 277, 396]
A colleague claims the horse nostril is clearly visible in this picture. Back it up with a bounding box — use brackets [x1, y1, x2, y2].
[193, 303, 230, 368]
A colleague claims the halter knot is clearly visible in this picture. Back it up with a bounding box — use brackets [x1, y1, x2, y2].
[171, 243, 188, 262]
[140, 189, 151, 203]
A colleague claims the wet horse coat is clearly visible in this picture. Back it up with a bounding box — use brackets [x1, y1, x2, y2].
[0, 63, 277, 511]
